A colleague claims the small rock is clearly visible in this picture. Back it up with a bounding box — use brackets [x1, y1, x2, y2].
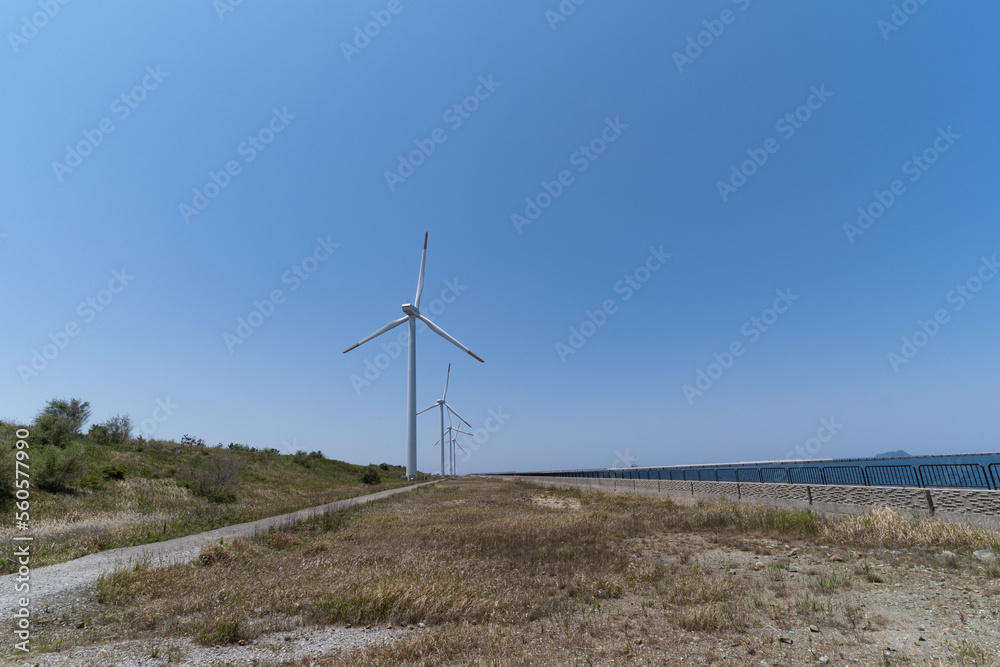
[753, 561, 764, 570]
[418, 622, 426, 628]
[345, 623, 352, 629]
[918, 626, 925, 631]
[972, 550, 997, 563]
[830, 555, 843, 562]
[918, 636, 926, 642]
[819, 657, 829, 664]
[238, 640, 247, 646]
[788, 567, 799, 573]
[76, 621, 85, 629]
[809, 625, 819, 633]
[779, 637, 793, 644]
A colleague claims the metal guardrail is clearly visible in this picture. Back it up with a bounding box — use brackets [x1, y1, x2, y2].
[504, 452, 1000, 491]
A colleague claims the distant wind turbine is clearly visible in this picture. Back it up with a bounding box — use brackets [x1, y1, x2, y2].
[343, 232, 484, 480]
[434, 422, 472, 476]
[417, 364, 471, 476]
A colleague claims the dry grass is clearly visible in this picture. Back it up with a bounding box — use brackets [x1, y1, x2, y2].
[17, 478, 1000, 665]
[823, 505, 1000, 552]
[0, 440, 411, 572]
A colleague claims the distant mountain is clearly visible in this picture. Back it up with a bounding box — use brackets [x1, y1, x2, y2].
[874, 450, 911, 458]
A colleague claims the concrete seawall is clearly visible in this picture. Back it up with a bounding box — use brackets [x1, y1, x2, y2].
[497, 476, 1000, 531]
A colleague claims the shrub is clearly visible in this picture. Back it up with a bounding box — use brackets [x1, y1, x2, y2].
[101, 465, 126, 481]
[181, 434, 206, 447]
[0, 427, 16, 503]
[32, 398, 90, 448]
[379, 462, 391, 471]
[104, 414, 133, 444]
[292, 450, 311, 467]
[88, 424, 111, 445]
[360, 465, 381, 485]
[34, 445, 85, 492]
[182, 454, 241, 503]
[78, 475, 102, 490]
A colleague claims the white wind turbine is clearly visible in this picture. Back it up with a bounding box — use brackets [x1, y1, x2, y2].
[417, 363, 471, 476]
[343, 232, 484, 480]
[434, 420, 472, 476]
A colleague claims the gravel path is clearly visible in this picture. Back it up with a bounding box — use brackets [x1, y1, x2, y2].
[0, 481, 437, 620]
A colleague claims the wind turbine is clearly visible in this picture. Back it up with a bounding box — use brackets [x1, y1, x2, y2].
[343, 232, 484, 480]
[417, 364, 471, 476]
[434, 422, 472, 476]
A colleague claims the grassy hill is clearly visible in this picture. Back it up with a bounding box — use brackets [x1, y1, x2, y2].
[0, 419, 414, 574]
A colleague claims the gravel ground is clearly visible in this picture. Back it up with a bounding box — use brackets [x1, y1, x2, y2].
[0, 481, 436, 621]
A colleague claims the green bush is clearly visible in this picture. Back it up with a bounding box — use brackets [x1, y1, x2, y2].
[360, 465, 381, 485]
[378, 462, 390, 471]
[101, 465, 126, 481]
[88, 424, 111, 445]
[32, 398, 90, 448]
[78, 475, 102, 491]
[104, 414, 133, 444]
[0, 426, 17, 504]
[34, 445, 85, 492]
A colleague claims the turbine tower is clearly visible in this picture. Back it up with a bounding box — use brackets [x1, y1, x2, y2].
[343, 232, 484, 480]
[434, 422, 472, 476]
[417, 364, 471, 476]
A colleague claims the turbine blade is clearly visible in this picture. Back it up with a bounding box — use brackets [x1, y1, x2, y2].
[455, 441, 468, 454]
[445, 403, 472, 428]
[442, 363, 451, 400]
[343, 316, 408, 353]
[416, 314, 484, 363]
[416, 404, 437, 415]
[454, 428, 473, 436]
[414, 232, 428, 308]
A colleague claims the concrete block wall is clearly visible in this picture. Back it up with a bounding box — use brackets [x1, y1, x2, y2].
[496, 476, 1000, 531]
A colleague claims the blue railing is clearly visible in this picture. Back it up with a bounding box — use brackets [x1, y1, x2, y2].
[499, 452, 1000, 491]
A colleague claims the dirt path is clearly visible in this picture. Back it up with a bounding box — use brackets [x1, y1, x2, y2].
[0, 481, 437, 619]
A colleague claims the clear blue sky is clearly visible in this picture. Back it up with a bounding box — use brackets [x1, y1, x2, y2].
[2, 1, 998, 474]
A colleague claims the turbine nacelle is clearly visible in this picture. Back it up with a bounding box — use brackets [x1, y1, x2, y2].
[401, 303, 420, 317]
